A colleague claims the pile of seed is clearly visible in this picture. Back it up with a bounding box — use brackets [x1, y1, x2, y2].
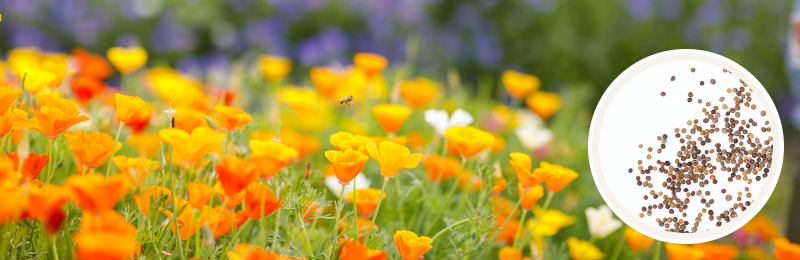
[630, 68, 773, 234]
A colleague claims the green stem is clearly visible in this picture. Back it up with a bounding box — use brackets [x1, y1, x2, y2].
[425, 156, 467, 236]
[45, 138, 54, 184]
[430, 219, 470, 241]
[297, 213, 312, 252]
[527, 191, 555, 233]
[365, 177, 389, 238]
[513, 209, 529, 248]
[270, 180, 282, 251]
[327, 186, 346, 260]
[610, 229, 624, 260]
[105, 122, 124, 178]
[652, 240, 662, 260]
[477, 189, 527, 259]
[168, 173, 186, 260]
[0, 133, 8, 154]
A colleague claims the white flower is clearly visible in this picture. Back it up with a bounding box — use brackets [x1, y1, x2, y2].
[585, 204, 623, 239]
[514, 110, 553, 151]
[424, 108, 474, 136]
[325, 173, 372, 198]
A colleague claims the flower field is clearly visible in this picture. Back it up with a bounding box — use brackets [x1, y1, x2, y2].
[1, 1, 800, 260]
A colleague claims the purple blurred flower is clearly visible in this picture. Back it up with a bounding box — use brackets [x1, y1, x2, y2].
[151, 13, 197, 53]
[266, 0, 325, 21]
[455, 4, 482, 30]
[2, 0, 41, 16]
[177, 57, 203, 79]
[625, 0, 654, 21]
[245, 19, 289, 55]
[695, 0, 724, 27]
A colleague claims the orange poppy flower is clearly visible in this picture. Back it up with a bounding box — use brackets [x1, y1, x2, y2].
[0, 185, 28, 224]
[209, 206, 249, 238]
[492, 134, 506, 155]
[107, 46, 148, 74]
[187, 182, 215, 209]
[354, 53, 387, 79]
[498, 247, 524, 260]
[502, 70, 540, 99]
[301, 200, 319, 222]
[159, 127, 224, 165]
[458, 171, 482, 192]
[493, 197, 520, 218]
[665, 243, 705, 260]
[325, 149, 370, 185]
[70, 76, 106, 105]
[216, 156, 259, 197]
[623, 226, 654, 252]
[215, 105, 253, 131]
[423, 155, 462, 182]
[251, 130, 320, 158]
[72, 48, 113, 80]
[65, 174, 131, 213]
[491, 175, 508, 195]
[330, 132, 374, 156]
[227, 244, 299, 260]
[367, 141, 422, 178]
[17, 94, 90, 138]
[78, 208, 137, 237]
[509, 152, 550, 190]
[134, 186, 171, 216]
[173, 107, 209, 133]
[340, 240, 389, 260]
[774, 237, 800, 260]
[400, 78, 437, 109]
[694, 242, 739, 260]
[127, 133, 161, 157]
[494, 215, 519, 245]
[0, 108, 26, 137]
[112, 155, 159, 186]
[24, 66, 57, 93]
[0, 86, 23, 113]
[214, 182, 246, 208]
[115, 93, 146, 123]
[258, 55, 292, 82]
[539, 162, 578, 192]
[346, 188, 386, 217]
[74, 227, 139, 260]
[64, 131, 121, 169]
[244, 182, 282, 219]
[249, 139, 298, 179]
[372, 104, 411, 134]
[310, 67, 344, 99]
[124, 104, 151, 133]
[24, 184, 72, 234]
[393, 230, 432, 260]
[525, 91, 561, 119]
[164, 204, 219, 240]
[445, 126, 494, 158]
[742, 214, 779, 241]
[407, 131, 426, 149]
[6, 151, 49, 183]
[369, 136, 408, 146]
[519, 184, 544, 210]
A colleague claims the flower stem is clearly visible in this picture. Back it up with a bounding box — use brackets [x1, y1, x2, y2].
[526, 190, 555, 233]
[425, 156, 467, 236]
[297, 213, 312, 251]
[477, 189, 527, 258]
[168, 172, 186, 260]
[270, 207, 281, 251]
[366, 177, 389, 238]
[513, 209, 529, 248]
[610, 229, 624, 260]
[652, 240, 662, 260]
[51, 234, 59, 260]
[327, 185, 346, 260]
[105, 122, 124, 178]
[430, 218, 470, 241]
[45, 138, 54, 185]
[352, 177, 358, 239]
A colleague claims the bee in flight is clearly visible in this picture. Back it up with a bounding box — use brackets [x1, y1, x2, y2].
[340, 95, 354, 106]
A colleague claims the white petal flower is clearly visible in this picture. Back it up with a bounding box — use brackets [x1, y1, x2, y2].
[585, 204, 623, 239]
[514, 110, 553, 151]
[424, 108, 474, 136]
[325, 173, 372, 198]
